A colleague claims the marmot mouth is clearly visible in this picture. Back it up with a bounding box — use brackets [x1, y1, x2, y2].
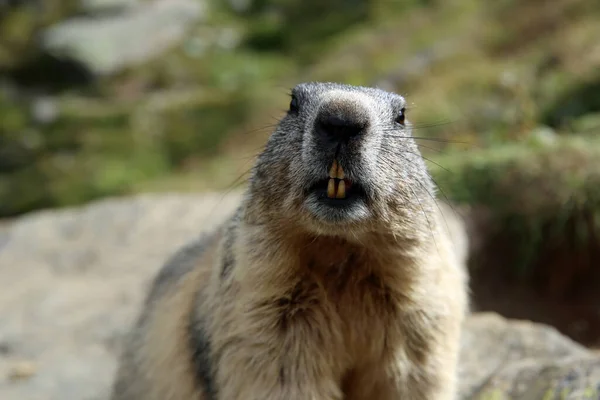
[306, 159, 367, 205]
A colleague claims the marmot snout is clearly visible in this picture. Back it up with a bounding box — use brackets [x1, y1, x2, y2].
[249, 82, 437, 238]
[111, 82, 469, 400]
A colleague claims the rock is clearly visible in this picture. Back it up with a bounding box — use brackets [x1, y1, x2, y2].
[30, 96, 59, 124]
[474, 357, 600, 399]
[41, 0, 205, 75]
[80, 0, 139, 13]
[0, 193, 599, 399]
[0, 192, 242, 400]
[458, 313, 597, 399]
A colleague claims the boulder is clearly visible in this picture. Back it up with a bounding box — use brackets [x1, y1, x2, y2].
[459, 313, 599, 399]
[41, 0, 205, 76]
[0, 193, 241, 400]
[0, 193, 598, 399]
[80, 0, 139, 13]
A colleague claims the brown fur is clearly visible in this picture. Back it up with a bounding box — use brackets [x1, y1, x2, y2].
[111, 82, 469, 400]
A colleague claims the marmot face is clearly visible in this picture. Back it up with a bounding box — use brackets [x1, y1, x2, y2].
[248, 82, 436, 238]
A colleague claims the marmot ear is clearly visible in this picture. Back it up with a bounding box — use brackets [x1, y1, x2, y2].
[289, 95, 300, 114]
[394, 107, 406, 126]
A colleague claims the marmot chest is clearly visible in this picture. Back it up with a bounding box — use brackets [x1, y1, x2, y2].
[283, 262, 400, 365]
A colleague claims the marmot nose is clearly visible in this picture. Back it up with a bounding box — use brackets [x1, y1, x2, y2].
[315, 114, 366, 143]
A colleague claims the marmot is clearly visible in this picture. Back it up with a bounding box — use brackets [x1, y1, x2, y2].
[111, 82, 470, 400]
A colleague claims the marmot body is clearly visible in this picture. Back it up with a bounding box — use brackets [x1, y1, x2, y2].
[111, 82, 469, 400]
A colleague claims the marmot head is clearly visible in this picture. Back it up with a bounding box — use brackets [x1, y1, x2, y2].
[246, 82, 436, 239]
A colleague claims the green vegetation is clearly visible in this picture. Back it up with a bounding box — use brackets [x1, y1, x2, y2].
[1, 0, 600, 287]
[431, 135, 600, 279]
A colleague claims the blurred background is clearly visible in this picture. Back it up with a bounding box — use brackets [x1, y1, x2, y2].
[1, 0, 599, 349]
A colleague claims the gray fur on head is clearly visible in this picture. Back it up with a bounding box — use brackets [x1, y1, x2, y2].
[243, 82, 437, 240]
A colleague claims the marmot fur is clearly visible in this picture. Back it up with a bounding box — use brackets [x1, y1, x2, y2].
[111, 82, 470, 400]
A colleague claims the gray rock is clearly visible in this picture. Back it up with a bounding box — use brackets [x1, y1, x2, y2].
[0, 193, 599, 400]
[458, 313, 597, 399]
[30, 96, 59, 124]
[0, 192, 242, 400]
[80, 0, 139, 13]
[473, 356, 600, 399]
[42, 0, 205, 75]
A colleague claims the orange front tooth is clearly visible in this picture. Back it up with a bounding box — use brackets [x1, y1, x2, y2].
[336, 180, 346, 198]
[327, 178, 336, 198]
[337, 164, 345, 180]
[329, 160, 338, 178]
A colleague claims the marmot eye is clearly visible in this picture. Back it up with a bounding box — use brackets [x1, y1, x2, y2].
[395, 108, 406, 125]
[289, 95, 299, 114]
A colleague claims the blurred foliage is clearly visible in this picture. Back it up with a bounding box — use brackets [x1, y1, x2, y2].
[431, 135, 600, 278]
[0, 0, 80, 68]
[0, 0, 599, 251]
[234, 0, 370, 55]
